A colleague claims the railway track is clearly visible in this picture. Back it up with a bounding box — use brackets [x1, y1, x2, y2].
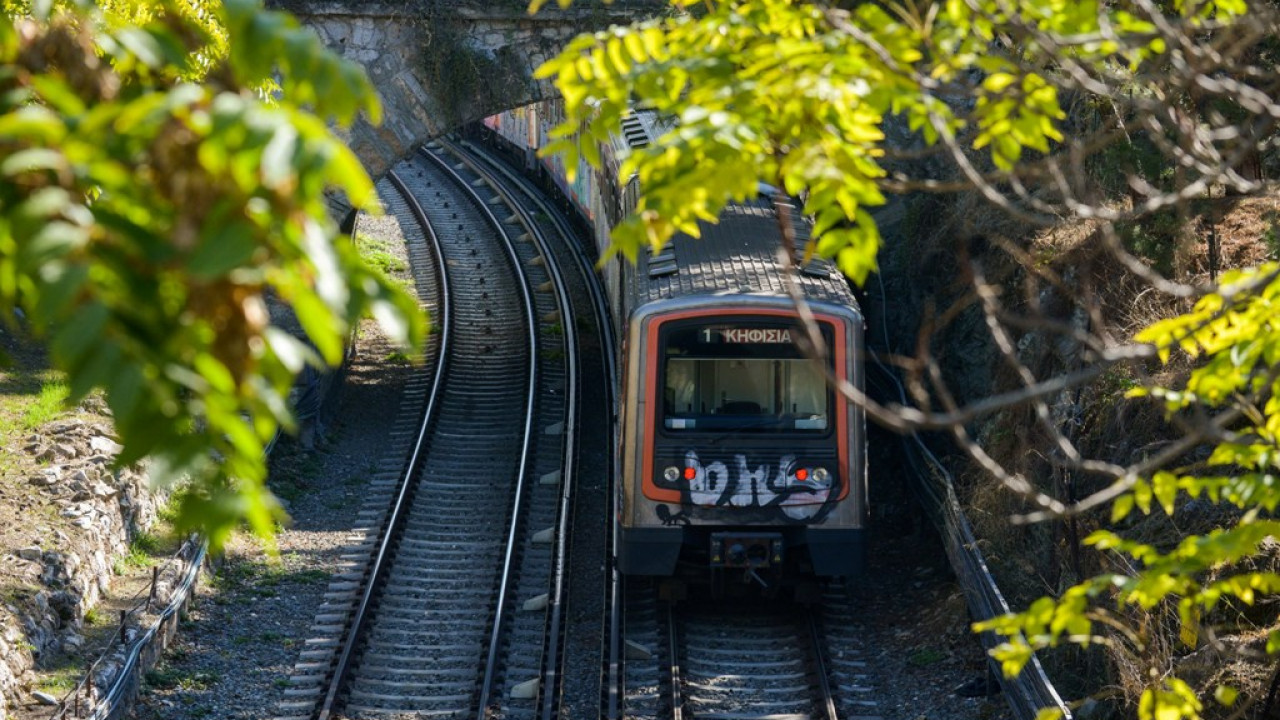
[456, 136, 620, 719]
[619, 582, 880, 720]
[272, 168, 451, 720]
[273, 137, 587, 719]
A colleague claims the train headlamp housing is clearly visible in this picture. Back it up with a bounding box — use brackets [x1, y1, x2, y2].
[792, 466, 832, 488]
[663, 466, 680, 482]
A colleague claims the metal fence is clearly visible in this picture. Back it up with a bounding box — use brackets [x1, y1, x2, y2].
[49, 536, 206, 720]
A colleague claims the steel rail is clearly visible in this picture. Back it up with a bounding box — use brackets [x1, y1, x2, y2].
[457, 138, 625, 720]
[443, 137, 583, 720]
[418, 144, 544, 720]
[313, 167, 454, 720]
[804, 609, 840, 720]
[664, 605, 685, 720]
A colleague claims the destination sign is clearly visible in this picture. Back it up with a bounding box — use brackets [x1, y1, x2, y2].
[702, 327, 794, 344]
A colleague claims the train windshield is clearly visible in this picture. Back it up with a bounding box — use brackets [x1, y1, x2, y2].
[660, 321, 832, 433]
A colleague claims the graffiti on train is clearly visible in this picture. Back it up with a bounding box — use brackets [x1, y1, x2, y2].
[670, 450, 836, 520]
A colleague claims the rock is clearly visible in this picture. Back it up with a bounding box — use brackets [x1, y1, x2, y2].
[91, 482, 117, 499]
[49, 591, 79, 623]
[59, 503, 90, 519]
[53, 443, 77, 459]
[89, 436, 122, 455]
[624, 639, 653, 660]
[16, 547, 42, 561]
[93, 658, 122, 690]
[32, 690, 58, 706]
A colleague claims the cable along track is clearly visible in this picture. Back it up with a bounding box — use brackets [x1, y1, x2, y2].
[274, 138, 581, 719]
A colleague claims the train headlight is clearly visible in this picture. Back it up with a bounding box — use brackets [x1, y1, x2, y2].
[795, 468, 809, 481]
[663, 466, 680, 482]
[813, 467, 830, 484]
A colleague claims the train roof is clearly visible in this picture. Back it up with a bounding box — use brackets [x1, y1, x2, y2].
[626, 194, 859, 311]
[610, 108, 860, 314]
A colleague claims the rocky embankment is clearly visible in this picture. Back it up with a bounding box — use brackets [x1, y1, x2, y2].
[0, 414, 166, 717]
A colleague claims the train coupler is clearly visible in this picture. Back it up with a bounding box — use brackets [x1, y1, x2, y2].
[709, 532, 784, 570]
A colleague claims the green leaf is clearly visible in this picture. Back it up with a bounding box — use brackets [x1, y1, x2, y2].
[20, 221, 88, 270]
[1111, 493, 1135, 522]
[51, 300, 107, 368]
[264, 326, 317, 374]
[190, 219, 259, 279]
[0, 104, 67, 141]
[2, 148, 66, 177]
[194, 352, 236, 395]
[260, 122, 299, 190]
[114, 27, 166, 68]
[106, 363, 146, 434]
[1153, 471, 1179, 516]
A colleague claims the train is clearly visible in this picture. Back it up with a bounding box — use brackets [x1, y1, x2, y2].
[480, 103, 868, 594]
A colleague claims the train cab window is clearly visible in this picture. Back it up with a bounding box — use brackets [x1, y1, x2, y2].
[660, 321, 832, 432]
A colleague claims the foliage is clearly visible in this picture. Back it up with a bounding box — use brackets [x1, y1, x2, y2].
[976, 263, 1280, 711]
[532, 0, 1217, 282]
[0, 1, 424, 551]
[536, 0, 1278, 718]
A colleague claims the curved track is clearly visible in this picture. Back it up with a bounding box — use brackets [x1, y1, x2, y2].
[339, 144, 541, 719]
[273, 138, 586, 719]
[457, 136, 621, 720]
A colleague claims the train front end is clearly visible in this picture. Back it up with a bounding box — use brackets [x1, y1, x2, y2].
[618, 296, 867, 589]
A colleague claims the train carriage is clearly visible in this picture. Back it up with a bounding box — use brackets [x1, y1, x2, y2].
[614, 193, 868, 590]
[481, 104, 869, 591]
